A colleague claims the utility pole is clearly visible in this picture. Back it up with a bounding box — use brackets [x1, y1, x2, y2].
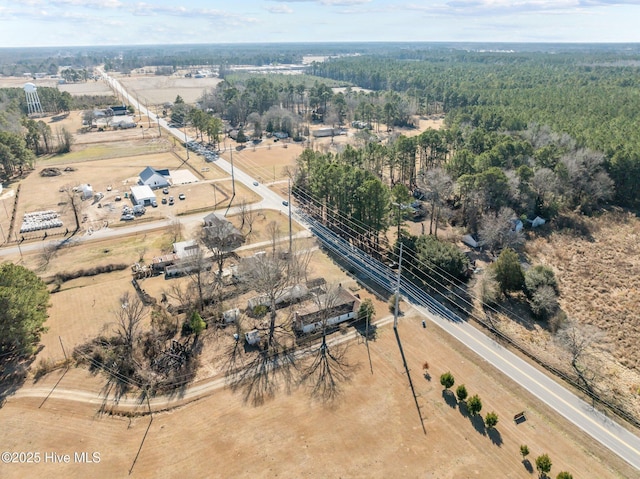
[393, 242, 403, 330]
[288, 178, 292, 254]
[155, 105, 161, 137]
[230, 148, 235, 196]
[184, 126, 189, 160]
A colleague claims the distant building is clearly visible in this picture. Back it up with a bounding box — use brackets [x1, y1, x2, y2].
[110, 105, 128, 116]
[138, 166, 171, 189]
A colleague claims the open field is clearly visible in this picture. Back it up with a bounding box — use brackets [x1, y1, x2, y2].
[0, 77, 113, 96]
[1, 306, 634, 478]
[116, 73, 223, 105]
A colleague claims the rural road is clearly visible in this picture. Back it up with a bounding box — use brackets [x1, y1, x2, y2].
[4, 69, 639, 471]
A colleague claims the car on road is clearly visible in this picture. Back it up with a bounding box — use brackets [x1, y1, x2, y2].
[282, 200, 289, 207]
[162, 188, 169, 194]
[178, 193, 186, 200]
[253, 181, 259, 186]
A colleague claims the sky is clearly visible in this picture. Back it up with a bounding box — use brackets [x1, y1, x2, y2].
[0, 0, 639, 47]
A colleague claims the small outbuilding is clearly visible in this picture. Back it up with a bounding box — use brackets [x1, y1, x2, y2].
[130, 185, 156, 206]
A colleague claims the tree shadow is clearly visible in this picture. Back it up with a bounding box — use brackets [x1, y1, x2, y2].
[226, 339, 298, 407]
[522, 459, 533, 474]
[0, 352, 38, 408]
[299, 339, 354, 404]
[457, 400, 469, 418]
[470, 414, 486, 436]
[487, 427, 502, 446]
[442, 389, 457, 409]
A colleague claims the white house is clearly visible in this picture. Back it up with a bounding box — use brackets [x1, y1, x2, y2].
[139, 166, 171, 190]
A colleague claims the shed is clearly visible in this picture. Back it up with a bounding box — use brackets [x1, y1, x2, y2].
[130, 185, 156, 206]
[79, 184, 93, 200]
[223, 308, 240, 324]
[139, 166, 171, 189]
[530, 216, 546, 228]
[462, 234, 479, 248]
[173, 240, 199, 259]
[245, 329, 261, 346]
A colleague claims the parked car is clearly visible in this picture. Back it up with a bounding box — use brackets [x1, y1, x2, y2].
[161, 197, 167, 205]
[162, 187, 169, 194]
[120, 214, 134, 221]
[151, 199, 158, 207]
[178, 193, 185, 200]
[169, 196, 174, 205]
[114, 195, 122, 201]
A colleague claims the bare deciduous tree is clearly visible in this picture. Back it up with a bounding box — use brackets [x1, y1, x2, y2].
[114, 292, 146, 351]
[478, 207, 525, 253]
[557, 319, 607, 399]
[300, 284, 353, 401]
[265, 220, 280, 257]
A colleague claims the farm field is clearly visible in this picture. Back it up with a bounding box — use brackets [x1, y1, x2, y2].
[116, 73, 223, 105]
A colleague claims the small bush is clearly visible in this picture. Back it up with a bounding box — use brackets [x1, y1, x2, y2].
[252, 305, 269, 318]
[456, 384, 468, 402]
[485, 411, 499, 428]
[467, 394, 483, 415]
[440, 371, 455, 389]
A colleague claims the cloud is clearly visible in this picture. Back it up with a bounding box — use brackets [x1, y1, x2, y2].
[130, 3, 258, 23]
[405, 0, 640, 16]
[266, 4, 295, 14]
[50, 0, 123, 8]
[270, 0, 372, 4]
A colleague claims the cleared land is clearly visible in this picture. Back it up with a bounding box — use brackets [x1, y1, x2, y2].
[116, 73, 223, 105]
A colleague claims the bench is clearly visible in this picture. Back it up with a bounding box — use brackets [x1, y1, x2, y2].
[514, 411, 527, 424]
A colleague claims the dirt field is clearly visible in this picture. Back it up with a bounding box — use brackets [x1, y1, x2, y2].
[1, 307, 634, 479]
[0, 77, 113, 96]
[116, 73, 223, 105]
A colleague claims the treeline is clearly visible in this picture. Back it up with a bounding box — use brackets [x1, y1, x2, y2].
[311, 49, 640, 207]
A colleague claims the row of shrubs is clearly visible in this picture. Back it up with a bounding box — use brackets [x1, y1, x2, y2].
[439, 372, 573, 479]
[52, 263, 128, 284]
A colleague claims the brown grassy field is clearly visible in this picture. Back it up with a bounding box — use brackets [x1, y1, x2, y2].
[116, 73, 223, 105]
[1, 306, 634, 479]
[526, 211, 640, 388]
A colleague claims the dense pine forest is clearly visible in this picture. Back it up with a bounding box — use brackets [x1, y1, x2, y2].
[309, 47, 640, 207]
